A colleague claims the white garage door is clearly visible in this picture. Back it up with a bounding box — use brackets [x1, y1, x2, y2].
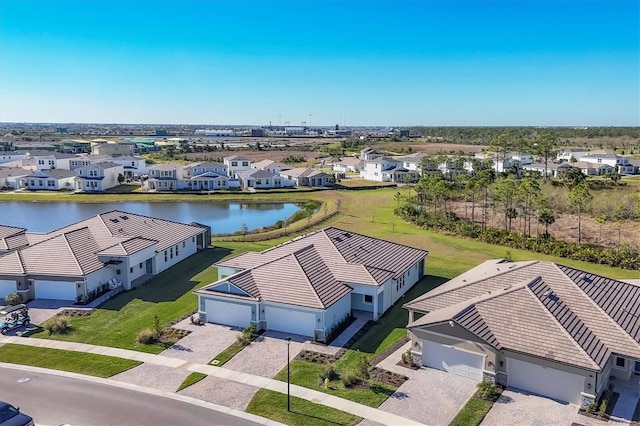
[507, 358, 585, 404]
[205, 299, 251, 328]
[34, 280, 77, 300]
[0, 280, 17, 299]
[265, 306, 316, 338]
[422, 340, 484, 380]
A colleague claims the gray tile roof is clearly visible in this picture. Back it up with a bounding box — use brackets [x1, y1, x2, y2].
[405, 260, 640, 371]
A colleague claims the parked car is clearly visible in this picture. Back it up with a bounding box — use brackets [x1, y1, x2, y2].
[0, 401, 33, 426]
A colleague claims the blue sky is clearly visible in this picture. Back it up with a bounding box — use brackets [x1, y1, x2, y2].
[1, 0, 638, 126]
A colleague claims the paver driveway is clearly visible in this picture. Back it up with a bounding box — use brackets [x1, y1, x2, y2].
[223, 331, 308, 378]
[481, 389, 631, 426]
[359, 343, 477, 426]
[160, 318, 239, 364]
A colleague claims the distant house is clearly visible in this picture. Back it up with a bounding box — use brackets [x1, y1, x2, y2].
[332, 157, 364, 173]
[0, 211, 210, 302]
[189, 172, 238, 191]
[523, 162, 574, 178]
[184, 161, 228, 178]
[572, 161, 615, 176]
[360, 147, 385, 161]
[91, 141, 136, 157]
[235, 169, 289, 189]
[0, 167, 30, 190]
[196, 227, 427, 340]
[75, 162, 125, 192]
[108, 156, 148, 180]
[20, 169, 76, 191]
[557, 148, 589, 162]
[280, 167, 333, 187]
[252, 159, 292, 174]
[31, 152, 76, 171]
[224, 155, 251, 176]
[0, 151, 29, 165]
[360, 157, 418, 182]
[146, 163, 186, 191]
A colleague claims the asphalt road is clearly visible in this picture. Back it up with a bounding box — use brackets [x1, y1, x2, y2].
[0, 366, 261, 426]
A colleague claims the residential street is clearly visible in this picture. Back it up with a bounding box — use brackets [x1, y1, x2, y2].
[0, 365, 263, 426]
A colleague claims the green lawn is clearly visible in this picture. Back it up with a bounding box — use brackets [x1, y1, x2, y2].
[273, 360, 395, 408]
[176, 372, 207, 392]
[0, 343, 141, 378]
[448, 397, 493, 426]
[246, 389, 362, 426]
[31, 248, 230, 353]
[210, 341, 245, 366]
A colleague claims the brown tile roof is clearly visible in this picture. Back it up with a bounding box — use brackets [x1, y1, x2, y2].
[0, 251, 25, 275]
[1, 211, 206, 278]
[218, 227, 427, 285]
[0, 225, 27, 251]
[202, 245, 351, 309]
[406, 260, 640, 371]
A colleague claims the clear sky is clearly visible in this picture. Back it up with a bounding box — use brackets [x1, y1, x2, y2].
[1, 0, 638, 126]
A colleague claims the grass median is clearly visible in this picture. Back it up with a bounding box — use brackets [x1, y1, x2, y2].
[0, 343, 141, 377]
[247, 389, 362, 426]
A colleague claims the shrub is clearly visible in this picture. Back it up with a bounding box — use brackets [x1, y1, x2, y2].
[242, 324, 258, 339]
[136, 328, 157, 344]
[42, 315, 70, 336]
[585, 400, 598, 414]
[401, 350, 414, 366]
[322, 364, 339, 381]
[354, 352, 370, 381]
[340, 370, 359, 388]
[598, 399, 607, 417]
[236, 332, 251, 346]
[5, 292, 22, 306]
[476, 380, 497, 400]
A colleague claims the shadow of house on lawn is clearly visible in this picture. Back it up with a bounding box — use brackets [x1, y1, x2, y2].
[99, 247, 231, 310]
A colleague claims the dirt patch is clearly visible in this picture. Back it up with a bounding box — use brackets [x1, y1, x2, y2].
[449, 201, 640, 251]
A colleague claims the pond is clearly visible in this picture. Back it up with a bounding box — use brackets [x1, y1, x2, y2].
[0, 201, 301, 235]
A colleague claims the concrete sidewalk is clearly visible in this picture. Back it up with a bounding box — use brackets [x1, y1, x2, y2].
[0, 335, 425, 426]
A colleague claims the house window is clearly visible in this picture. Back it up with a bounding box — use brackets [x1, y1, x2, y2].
[116, 269, 121, 275]
[192, 237, 195, 242]
[364, 295, 373, 304]
[183, 241, 186, 248]
[616, 357, 626, 368]
[231, 161, 237, 167]
[139, 263, 143, 269]
[130, 267, 134, 273]
[242, 162, 249, 167]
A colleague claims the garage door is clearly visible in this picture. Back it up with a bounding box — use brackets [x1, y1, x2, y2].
[0, 280, 17, 299]
[422, 340, 484, 380]
[34, 280, 77, 300]
[205, 299, 251, 328]
[265, 306, 316, 338]
[507, 358, 585, 404]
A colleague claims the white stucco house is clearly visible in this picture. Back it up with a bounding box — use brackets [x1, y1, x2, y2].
[0, 211, 211, 302]
[252, 159, 292, 175]
[279, 167, 333, 187]
[0, 167, 31, 190]
[235, 169, 290, 189]
[224, 155, 251, 176]
[146, 163, 187, 191]
[20, 169, 77, 191]
[404, 259, 640, 409]
[196, 228, 427, 340]
[75, 162, 124, 192]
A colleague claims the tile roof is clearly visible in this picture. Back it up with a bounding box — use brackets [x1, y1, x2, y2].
[236, 169, 277, 179]
[203, 228, 427, 309]
[405, 260, 640, 371]
[0, 211, 206, 278]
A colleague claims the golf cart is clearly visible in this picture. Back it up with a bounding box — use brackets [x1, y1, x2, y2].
[0, 304, 30, 334]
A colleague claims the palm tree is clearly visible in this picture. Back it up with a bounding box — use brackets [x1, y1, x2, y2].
[538, 210, 555, 238]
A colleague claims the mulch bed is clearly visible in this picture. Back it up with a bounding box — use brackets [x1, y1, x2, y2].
[295, 350, 340, 364]
[57, 308, 95, 317]
[369, 367, 409, 387]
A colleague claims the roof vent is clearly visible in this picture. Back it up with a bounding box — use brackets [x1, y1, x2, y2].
[120, 215, 129, 220]
[543, 290, 551, 297]
[110, 218, 119, 223]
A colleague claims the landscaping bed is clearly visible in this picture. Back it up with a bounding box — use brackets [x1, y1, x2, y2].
[58, 308, 95, 317]
[449, 382, 504, 426]
[369, 367, 408, 388]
